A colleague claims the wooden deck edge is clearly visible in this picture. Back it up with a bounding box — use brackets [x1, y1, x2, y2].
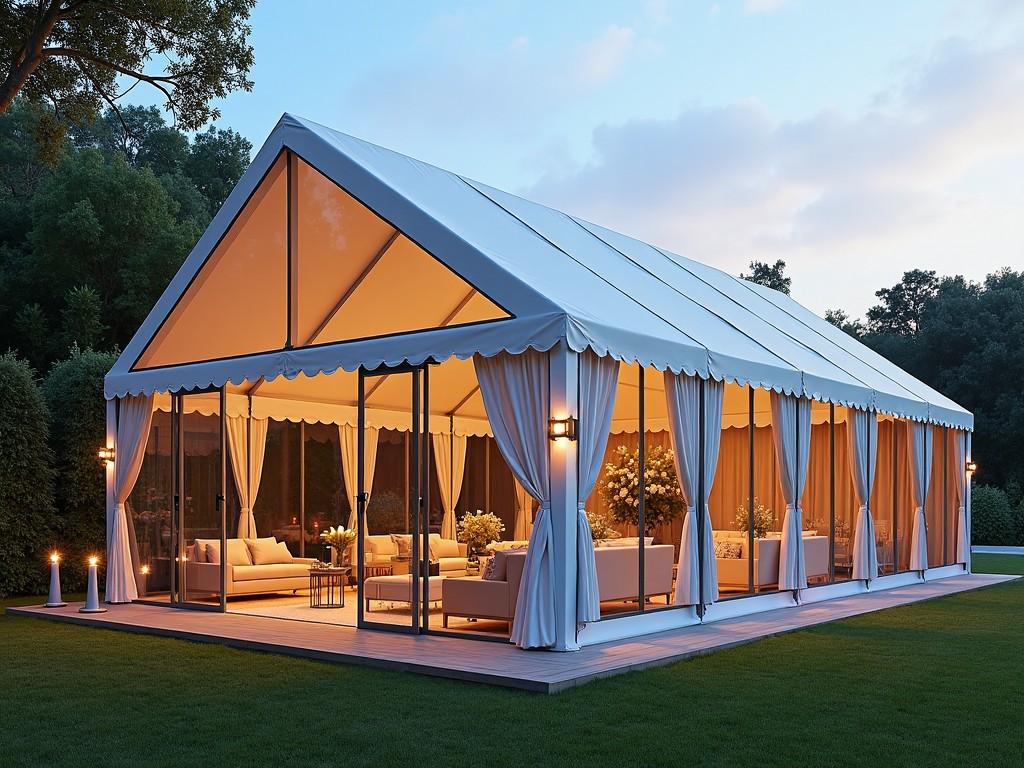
[5, 607, 553, 693]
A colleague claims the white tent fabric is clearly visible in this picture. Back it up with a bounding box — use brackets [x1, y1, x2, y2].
[474, 349, 553, 649]
[432, 432, 467, 539]
[226, 415, 268, 539]
[576, 351, 620, 623]
[771, 393, 812, 592]
[513, 478, 534, 540]
[106, 394, 154, 603]
[106, 114, 972, 436]
[339, 425, 378, 532]
[665, 374, 724, 607]
[954, 430, 968, 564]
[847, 410, 879, 581]
[909, 422, 933, 572]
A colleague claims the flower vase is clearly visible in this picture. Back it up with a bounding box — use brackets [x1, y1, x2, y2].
[330, 546, 339, 568]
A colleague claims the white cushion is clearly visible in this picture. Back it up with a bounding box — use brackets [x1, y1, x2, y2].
[246, 538, 294, 565]
[203, 538, 253, 566]
[430, 536, 460, 559]
[232, 562, 310, 581]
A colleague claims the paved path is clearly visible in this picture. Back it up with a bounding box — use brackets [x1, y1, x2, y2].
[8, 572, 1016, 693]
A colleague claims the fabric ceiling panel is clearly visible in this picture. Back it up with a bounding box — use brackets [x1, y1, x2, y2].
[134, 154, 288, 369]
[293, 156, 397, 346]
[312, 235, 507, 345]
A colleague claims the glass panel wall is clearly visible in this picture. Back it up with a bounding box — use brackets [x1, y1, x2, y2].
[805, 400, 832, 585]
[253, 419, 302, 556]
[456, 436, 516, 539]
[129, 408, 174, 596]
[945, 429, 962, 565]
[871, 416, 896, 576]
[304, 422, 345, 559]
[894, 419, 916, 572]
[710, 384, 752, 598]
[830, 406, 856, 583]
[925, 424, 945, 568]
[752, 387, 782, 592]
[180, 395, 223, 605]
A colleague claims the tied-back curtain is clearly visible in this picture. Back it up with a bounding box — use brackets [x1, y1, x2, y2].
[106, 394, 154, 603]
[954, 430, 968, 564]
[847, 409, 879, 581]
[908, 421, 933, 571]
[474, 349, 553, 649]
[432, 432, 467, 539]
[664, 373, 724, 607]
[226, 415, 268, 539]
[770, 392, 812, 591]
[339, 424, 379, 532]
[513, 477, 535, 540]
[576, 352, 619, 623]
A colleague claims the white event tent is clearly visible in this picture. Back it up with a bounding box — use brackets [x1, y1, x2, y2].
[103, 113, 973, 651]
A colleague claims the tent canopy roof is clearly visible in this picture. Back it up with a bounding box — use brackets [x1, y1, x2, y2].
[106, 113, 972, 430]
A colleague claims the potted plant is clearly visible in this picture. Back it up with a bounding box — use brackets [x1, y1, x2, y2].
[457, 510, 505, 563]
[585, 507, 621, 543]
[733, 498, 774, 539]
[600, 445, 684, 535]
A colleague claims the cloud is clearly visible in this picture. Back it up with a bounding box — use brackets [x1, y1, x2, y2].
[744, 0, 789, 14]
[574, 25, 637, 86]
[523, 36, 1024, 314]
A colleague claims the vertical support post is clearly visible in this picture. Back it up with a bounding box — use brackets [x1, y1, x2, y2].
[548, 341, 579, 651]
[697, 378, 706, 618]
[828, 403, 835, 584]
[219, 387, 227, 612]
[748, 387, 754, 593]
[637, 366, 645, 613]
[942, 426, 949, 566]
[299, 421, 306, 558]
[104, 398, 117, 599]
[892, 422, 899, 573]
[965, 431, 972, 573]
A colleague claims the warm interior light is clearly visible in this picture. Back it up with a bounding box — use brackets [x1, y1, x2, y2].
[966, 460, 978, 474]
[97, 446, 115, 463]
[50, 552, 60, 564]
[88, 556, 98, 567]
[548, 416, 578, 441]
[140, 565, 151, 576]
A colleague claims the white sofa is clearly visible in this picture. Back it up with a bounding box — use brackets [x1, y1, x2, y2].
[365, 533, 468, 574]
[185, 537, 315, 597]
[441, 543, 675, 626]
[715, 532, 830, 590]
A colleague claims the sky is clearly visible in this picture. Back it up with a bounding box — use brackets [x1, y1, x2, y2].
[134, 0, 1024, 317]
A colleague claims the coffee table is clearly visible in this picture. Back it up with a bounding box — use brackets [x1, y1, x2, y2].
[309, 567, 350, 608]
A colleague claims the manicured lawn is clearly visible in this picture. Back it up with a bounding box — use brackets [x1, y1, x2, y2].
[2, 560, 1022, 768]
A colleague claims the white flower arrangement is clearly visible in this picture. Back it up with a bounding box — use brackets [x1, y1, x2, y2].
[457, 510, 505, 555]
[600, 445, 684, 533]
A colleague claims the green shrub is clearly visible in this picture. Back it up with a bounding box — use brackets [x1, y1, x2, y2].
[42, 346, 118, 590]
[970, 484, 1015, 545]
[0, 353, 56, 597]
[1014, 500, 1024, 547]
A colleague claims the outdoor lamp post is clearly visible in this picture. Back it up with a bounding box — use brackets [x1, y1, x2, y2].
[44, 552, 66, 608]
[80, 556, 108, 614]
[139, 564, 150, 598]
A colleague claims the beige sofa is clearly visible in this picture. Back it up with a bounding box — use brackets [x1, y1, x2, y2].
[185, 537, 315, 597]
[715, 533, 830, 590]
[365, 533, 469, 574]
[441, 543, 675, 626]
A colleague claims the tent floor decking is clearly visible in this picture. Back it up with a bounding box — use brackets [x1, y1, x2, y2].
[8, 573, 1014, 693]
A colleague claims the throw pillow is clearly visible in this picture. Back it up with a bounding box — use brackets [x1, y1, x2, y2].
[204, 538, 254, 566]
[390, 533, 413, 557]
[246, 538, 294, 565]
[713, 541, 742, 559]
[430, 537, 460, 559]
[483, 550, 509, 581]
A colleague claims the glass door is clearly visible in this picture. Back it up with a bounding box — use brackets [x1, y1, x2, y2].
[171, 389, 227, 610]
[357, 364, 430, 633]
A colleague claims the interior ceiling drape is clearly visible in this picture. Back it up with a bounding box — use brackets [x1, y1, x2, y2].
[847, 409, 879, 581]
[908, 421, 933, 571]
[771, 392, 811, 592]
[665, 373, 724, 607]
[576, 352, 619, 623]
[474, 349, 553, 649]
[513, 477, 534, 540]
[106, 394, 154, 603]
[432, 432, 467, 539]
[226, 415, 268, 539]
[339, 424, 378, 532]
[954, 430, 968, 564]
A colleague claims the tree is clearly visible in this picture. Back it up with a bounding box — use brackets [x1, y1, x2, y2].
[59, 284, 105, 352]
[0, 0, 255, 158]
[740, 259, 791, 294]
[865, 269, 939, 336]
[13, 301, 50, 371]
[824, 308, 864, 337]
[0, 352, 56, 598]
[42, 346, 117, 591]
[184, 125, 251, 209]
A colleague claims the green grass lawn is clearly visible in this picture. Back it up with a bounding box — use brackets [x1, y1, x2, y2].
[2, 558, 1022, 768]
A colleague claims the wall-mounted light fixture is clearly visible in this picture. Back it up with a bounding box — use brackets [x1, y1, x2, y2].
[966, 460, 977, 474]
[549, 416, 578, 441]
[97, 446, 115, 464]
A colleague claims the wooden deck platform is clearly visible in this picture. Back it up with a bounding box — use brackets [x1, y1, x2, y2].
[8, 573, 1015, 693]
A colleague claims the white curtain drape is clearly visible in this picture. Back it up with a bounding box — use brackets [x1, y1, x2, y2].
[576, 352, 619, 623]
[226, 415, 268, 539]
[513, 478, 534, 540]
[847, 409, 879, 581]
[340, 424, 379, 532]
[665, 373, 724, 607]
[954, 430, 968, 564]
[908, 422, 933, 572]
[474, 349, 553, 649]
[106, 394, 154, 603]
[432, 432, 467, 539]
[771, 392, 812, 592]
